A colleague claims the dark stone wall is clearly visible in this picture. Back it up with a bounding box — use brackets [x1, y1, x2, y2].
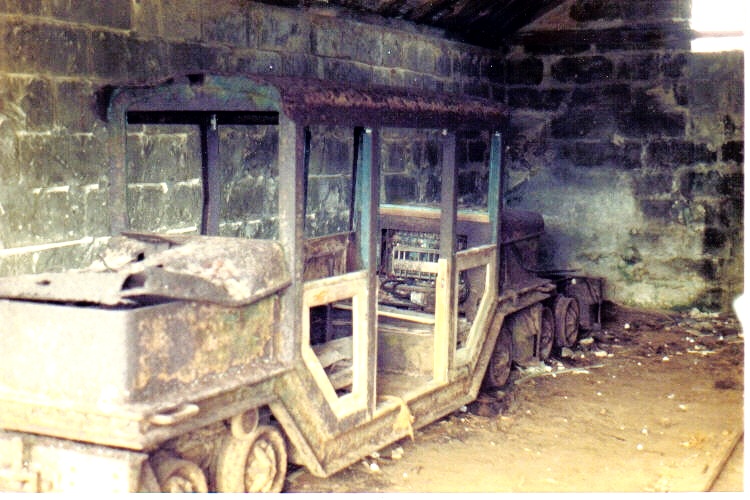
[500, 0, 743, 311]
[0, 1, 499, 273]
[0, 0, 743, 312]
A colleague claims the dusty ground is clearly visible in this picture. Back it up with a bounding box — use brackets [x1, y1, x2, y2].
[286, 303, 744, 493]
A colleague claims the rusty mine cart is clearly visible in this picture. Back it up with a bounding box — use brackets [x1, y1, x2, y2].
[0, 76, 602, 492]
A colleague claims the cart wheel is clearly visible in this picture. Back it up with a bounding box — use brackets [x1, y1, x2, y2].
[553, 296, 580, 348]
[538, 306, 555, 360]
[152, 455, 208, 493]
[214, 425, 287, 493]
[137, 461, 161, 492]
[485, 322, 513, 388]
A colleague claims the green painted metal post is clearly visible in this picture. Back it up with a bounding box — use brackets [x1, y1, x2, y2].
[354, 127, 379, 415]
[488, 131, 504, 292]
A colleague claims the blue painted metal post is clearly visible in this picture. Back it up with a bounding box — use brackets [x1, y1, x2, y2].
[355, 127, 379, 414]
[488, 131, 504, 292]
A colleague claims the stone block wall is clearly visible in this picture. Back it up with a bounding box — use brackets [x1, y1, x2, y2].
[498, 0, 743, 311]
[0, 0, 743, 312]
[0, 1, 498, 273]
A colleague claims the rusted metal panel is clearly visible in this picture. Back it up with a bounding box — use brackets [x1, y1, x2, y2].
[131, 297, 279, 402]
[0, 296, 279, 405]
[268, 76, 508, 129]
[377, 320, 434, 375]
[0, 430, 147, 492]
[303, 232, 352, 282]
[0, 230, 289, 451]
[501, 209, 544, 244]
[0, 233, 290, 307]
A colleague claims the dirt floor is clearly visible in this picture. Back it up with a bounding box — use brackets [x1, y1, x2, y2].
[285, 303, 745, 493]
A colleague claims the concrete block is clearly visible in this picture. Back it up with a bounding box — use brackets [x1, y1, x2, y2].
[126, 184, 169, 232]
[18, 133, 70, 185]
[718, 172, 743, 198]
[353, 26, 384, 66]
[551, 56, 613, 84]
[17, 133, 104, 187]
[482, 55, 504, 82]
[1, 75, 51, 133]
[569, 0, 621, 22]
[279, 53, 317, 78]
[661, 52, 689, 78]
[721, 141, 743, 164]
[124, 37, 170, 83]
[319, 59, 372, 86]
[2, 20, 90, 77]
[305, 176, 351, 221]
[160, 0, 201, 41]
[703, 198, 743, 229]
[91, 29, 129, 80]
[381, 31, 404, 68]
[0, 117, 19, 183]
[508, 88, 567, 110]
[457, 170, 486, 203]
[461, 79, 492, 99]
[163, 182, 203, 229]
[308, 135, 352, 176]
[311, 17, 344, 58]
[0, 189, 33, 247]
[633, 173, 673, 196]
[616, 107, 685, 138]
[678, 169, 725, 198]
[454, 52, 481, 79]
[647, 140, 717, 167]
[67, 134, 108, 185]
[558, 141, 641, 169]
[224, 177, 271, 221]
[131, 0, 161, 37]
[259, 7, 310, 53]
[83, 184, 110, 236]
[571, 84, 631, 108]
[126, 128, 201, 184]
[235, 49, 283, 75]
[506, 57, 544, 85]
[46, 0, 131, 30]
[551, 108, 616, 139]
[435, 49, 452, 77]
[0, 0, 42, 15]
[27, 189, 79, 242]
[703, 227, 728, 253]
[616, 54, 661, 81]
[639, 199, 675, 222]
[54, 80, 99, 132]
[621, 0, 691, 21]
[383, 143, 406, 173]
[522, 36, 591, 56]
[168, 41, 222, 74]
[204, 0, 249, 46]
[383, 174, 418, 204]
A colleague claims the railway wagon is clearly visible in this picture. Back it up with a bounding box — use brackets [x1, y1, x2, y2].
[0, 75, 602, 492]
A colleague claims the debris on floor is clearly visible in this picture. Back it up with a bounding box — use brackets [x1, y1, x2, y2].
[286, 302, 743, 493]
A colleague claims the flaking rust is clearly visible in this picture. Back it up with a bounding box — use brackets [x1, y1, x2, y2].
[133, 297, 278, 401]
[0, 75, 605, 493]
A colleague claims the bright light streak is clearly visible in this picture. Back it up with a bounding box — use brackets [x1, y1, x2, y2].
[691, 0, 746, 52]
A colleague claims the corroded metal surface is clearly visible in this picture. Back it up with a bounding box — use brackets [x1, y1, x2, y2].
[269, 76, 508, 129]
[501, 209, 544, 244]
[0, 233, 290, 307]
[302, 232, 352, 282]
[0, 430, 147, 492]
[0, 296, 279, 406]
[0, 234, 288, 455]
[133, 298, 278, 402]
